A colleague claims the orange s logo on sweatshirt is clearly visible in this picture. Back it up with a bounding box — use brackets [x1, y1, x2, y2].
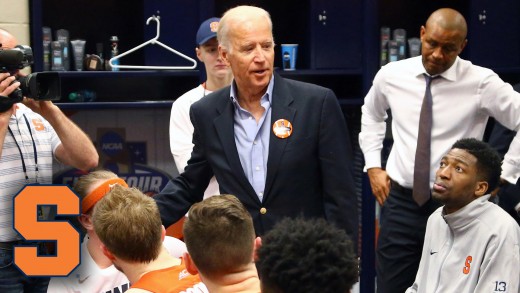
[462, 255, 472, 274]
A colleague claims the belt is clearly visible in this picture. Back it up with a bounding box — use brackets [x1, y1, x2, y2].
[0, 240, 24, 250]
[391, 180, 413, 194]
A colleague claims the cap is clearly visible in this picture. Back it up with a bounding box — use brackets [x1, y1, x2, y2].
[196, 17, 220, 46]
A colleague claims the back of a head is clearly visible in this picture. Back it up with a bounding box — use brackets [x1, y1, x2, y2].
[74, 170, 118, 200]
[451, 138, 502, 191]
[217, 5, 273, 52]
[183, 194, 255, 278]
[257, 218, 358, 293]
[92, 185, 163, 263]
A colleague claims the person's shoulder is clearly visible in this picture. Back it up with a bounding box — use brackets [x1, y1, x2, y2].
[480, 201, 520, 235]
[454, 57, 496, 76]
[126, 288, 151, 293]
[379, 56, 421, 75]
[428, 207, 444, 222]
[16, 103, 38, 116]
[162, 236, 187, 258]
[16, 103, 51, 125]
[174, 85, 204, 105]
[191, 85, 230, 109]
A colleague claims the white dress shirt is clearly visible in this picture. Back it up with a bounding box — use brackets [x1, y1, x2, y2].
[360, 56, 520, 187]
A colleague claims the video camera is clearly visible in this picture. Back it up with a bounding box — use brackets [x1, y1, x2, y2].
[0, 45, 60, 112]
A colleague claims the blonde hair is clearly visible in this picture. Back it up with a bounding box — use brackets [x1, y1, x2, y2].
[74, 170, 118, 200]
[93, 185, 163, 263]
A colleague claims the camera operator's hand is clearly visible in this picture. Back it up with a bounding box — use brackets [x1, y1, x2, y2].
[21, 97, 56, 117]
[0, 103, 15, 121]
[0, 72, 20, 97]
[20, 97, 98, 171]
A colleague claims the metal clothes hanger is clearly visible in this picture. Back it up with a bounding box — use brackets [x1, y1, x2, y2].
[109, 15, 197, 70]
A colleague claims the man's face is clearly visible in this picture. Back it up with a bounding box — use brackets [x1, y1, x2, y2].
[196, 38, 230, 80]
[432, 148, 486, 214]
[420, 24, 466, 75]
[221, 18, 274, 96]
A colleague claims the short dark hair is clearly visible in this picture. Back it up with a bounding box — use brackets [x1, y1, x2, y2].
[452, 138, 502, 191]
[257, 217, 358, 293]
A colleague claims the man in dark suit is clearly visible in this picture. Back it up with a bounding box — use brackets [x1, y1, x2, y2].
[154, 5, 358, 242]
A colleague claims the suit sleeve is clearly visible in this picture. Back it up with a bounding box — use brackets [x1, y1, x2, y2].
[319, 89, 359, 248]
[154, 105, 213, 228]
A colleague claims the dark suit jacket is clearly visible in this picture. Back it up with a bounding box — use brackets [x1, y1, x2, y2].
[155, 73, 358, 240]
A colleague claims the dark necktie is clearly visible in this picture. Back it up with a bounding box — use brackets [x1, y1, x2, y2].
[413, 74, 437, 206]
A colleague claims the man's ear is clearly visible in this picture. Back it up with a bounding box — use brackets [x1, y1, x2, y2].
[219, 45, 230, 66]
[161, 225, 166, 242]
[183, 252, 199, 275]
[101, 243, 116, 261]
[420, 25, 426, 42]
[475, 181, 489, 197]
[196, 47, 203, 62]
[78, 214, 93, 230]
[253, 236, 262, 262]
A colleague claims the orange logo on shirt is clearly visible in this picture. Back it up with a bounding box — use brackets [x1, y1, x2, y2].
[462, 255, 472, 274]
[32, 118, 45, 131]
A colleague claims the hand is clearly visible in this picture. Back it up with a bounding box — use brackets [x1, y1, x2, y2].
[0, 72, 20, 97]
[367, 167, 391, 206]
[0, 104, 15, 121]
[22, 98, 57, 117]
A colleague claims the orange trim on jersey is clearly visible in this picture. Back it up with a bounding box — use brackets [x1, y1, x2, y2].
[131, 259, 203, 292]
[81, 178, 128, 213]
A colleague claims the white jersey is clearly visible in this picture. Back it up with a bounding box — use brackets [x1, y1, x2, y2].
[47, 235, 129, 293]
[169, 84, 219, 199]
[406, 195, 520, 293]
[47, 236, 187, 293]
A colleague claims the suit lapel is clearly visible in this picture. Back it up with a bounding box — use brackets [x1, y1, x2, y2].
[214, 94, 259, 202]
[264, 75, 295, 198]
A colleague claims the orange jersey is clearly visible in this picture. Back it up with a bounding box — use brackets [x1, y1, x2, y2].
[131, 261, 207, 293]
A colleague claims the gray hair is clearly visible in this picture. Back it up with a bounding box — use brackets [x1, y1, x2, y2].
[217, 5, 273, 53]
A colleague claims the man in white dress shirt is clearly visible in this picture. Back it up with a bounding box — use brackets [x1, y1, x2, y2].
[359, 8, 520, 293]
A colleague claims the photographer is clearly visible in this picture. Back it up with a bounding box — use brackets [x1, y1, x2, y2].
[0, 28, 98, 292]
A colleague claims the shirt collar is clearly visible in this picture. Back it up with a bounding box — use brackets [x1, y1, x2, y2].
[442, 194, 492, 229]
[413, 56, 460, 82]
